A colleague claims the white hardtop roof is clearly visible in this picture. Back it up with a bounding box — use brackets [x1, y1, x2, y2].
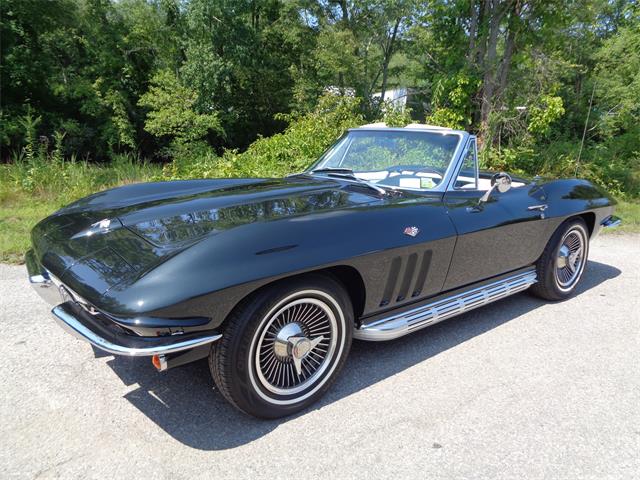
[353, 123, 467, 135]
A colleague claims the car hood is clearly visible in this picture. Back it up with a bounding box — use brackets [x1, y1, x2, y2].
[31, 176, 383, 299]
[62, 176, 381, 246]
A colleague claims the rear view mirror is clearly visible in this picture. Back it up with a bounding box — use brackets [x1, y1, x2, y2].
[479, 172, 512, 203]
[493, 172, 512, 193]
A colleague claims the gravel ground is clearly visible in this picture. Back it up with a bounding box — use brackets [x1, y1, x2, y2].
[1, 234, 638, 479]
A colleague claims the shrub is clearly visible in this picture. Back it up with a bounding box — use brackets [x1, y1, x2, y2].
[162, 93, 365, 180]
[481, 128, 640, 198]
[138, 70, 223, 159]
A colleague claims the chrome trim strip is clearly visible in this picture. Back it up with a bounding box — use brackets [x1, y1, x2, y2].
[51, 305, 222, 356]
[354, 269, 537, 341]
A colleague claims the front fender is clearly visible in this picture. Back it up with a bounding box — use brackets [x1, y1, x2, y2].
[100, 199, 457, 328]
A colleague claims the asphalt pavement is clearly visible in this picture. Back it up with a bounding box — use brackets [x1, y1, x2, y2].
[1, 233, 638, 479]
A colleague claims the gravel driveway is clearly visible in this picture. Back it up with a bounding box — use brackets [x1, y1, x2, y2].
[1, 234, 638, 479]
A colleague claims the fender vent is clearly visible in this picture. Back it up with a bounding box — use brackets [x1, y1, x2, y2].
[380, 257, 402, 307]
[397, 253, 418, 302]
[379, 250, 433, 307]
[412, 250, 432, 297]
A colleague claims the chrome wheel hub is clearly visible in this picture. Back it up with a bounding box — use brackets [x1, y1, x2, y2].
[556, 245, 571, 269]
[254, 297, 337, 395]
[272, 323, 325, 376]
[555, 228, 585, 289]
[273, 322, 304, 359]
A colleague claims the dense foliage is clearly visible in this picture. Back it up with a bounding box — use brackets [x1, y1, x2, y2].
[1, 0, 639, 197]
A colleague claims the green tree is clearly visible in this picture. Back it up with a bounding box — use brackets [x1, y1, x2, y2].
[138, 70, 222, 154]
[297, 0, 416, 115]
[593, 24, 640, 135]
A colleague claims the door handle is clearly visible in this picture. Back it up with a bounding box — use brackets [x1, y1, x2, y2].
[466, 205, 483, 213]
[527, 204, 548, 211]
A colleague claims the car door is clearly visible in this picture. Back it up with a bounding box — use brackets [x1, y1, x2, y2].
[442, 138, 549, 291]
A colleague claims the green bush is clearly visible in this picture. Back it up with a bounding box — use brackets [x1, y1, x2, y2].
[481, 127, 640, 198]
[162, 94, 365, 180]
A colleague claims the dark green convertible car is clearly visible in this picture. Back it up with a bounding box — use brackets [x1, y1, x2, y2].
[27, 124, 620, 418]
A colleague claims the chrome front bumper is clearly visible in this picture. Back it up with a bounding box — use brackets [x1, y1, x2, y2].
[51, 302, 221, 356]
[601, 215, 622, 229]
[26, 249, 221, 357]
[26, 249, 61, 306]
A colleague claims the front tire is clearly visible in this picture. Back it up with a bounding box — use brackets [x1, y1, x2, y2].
[209, 274, 353, 419]
[530, 218, 590, 301]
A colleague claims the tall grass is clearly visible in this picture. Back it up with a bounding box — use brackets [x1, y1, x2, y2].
[0, 149, 161, 263]
[2, 151, 160, 201]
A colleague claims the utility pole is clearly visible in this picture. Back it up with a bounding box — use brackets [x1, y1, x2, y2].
[575, 82, 596, 177]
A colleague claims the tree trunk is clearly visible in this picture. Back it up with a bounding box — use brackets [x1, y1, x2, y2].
[468, 0, 479, 62]
[497, 25, 517, 99]
[379, 18, 401, 104]
[479, 1, 509, 137]
[476, 0, 491, 69]
[338, 0, 349, 27]
[496, 1, 521, 101]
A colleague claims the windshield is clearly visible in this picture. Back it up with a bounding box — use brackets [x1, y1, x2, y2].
[310, 129, 461, 191]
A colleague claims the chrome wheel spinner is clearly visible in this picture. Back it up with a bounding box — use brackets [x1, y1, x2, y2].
[254, 296, 337, 395]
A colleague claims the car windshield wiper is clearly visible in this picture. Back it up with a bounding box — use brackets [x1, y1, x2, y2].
[311, 168, 355, 175]
[310, 168, 389, 196]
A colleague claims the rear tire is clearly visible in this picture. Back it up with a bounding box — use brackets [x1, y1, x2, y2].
[209, 274, 353, 419]
[530, 218, 589, 301]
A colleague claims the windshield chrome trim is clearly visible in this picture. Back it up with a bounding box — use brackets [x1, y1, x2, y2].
[434, 131, 468, 193]
[349, 126, 466, 135]
[445, 135, 478, 192]
[449, 137, 479, 191]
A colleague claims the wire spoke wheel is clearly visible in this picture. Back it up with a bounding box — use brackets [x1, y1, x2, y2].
[555, 227, 586, 290]
[211, 276, 352, 418]
[253, 295, 338, 397]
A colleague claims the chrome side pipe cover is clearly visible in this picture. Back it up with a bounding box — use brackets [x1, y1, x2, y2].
[354, 269, 538, 341]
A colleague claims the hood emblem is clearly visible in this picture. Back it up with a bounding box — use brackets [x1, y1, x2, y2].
[93, 219, 111, 229]
[403, 226, 420, 237]
[71, 218, 117, 239]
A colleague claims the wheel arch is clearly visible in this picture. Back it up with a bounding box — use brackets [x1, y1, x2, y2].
[208, 266, 356, 418]
[530, 214, 590, 301]
[578, 212, 596, 237]
[222, 265, 367, 329]
[319, 265, 366, 320]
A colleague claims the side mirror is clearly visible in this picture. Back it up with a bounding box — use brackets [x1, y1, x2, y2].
[479, 172, 512, 203]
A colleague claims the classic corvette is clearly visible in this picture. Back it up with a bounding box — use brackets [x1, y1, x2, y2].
[27, 124, 620, 418]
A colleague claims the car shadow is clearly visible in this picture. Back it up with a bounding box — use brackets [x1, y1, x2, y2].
[103, 260, 620, 450]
